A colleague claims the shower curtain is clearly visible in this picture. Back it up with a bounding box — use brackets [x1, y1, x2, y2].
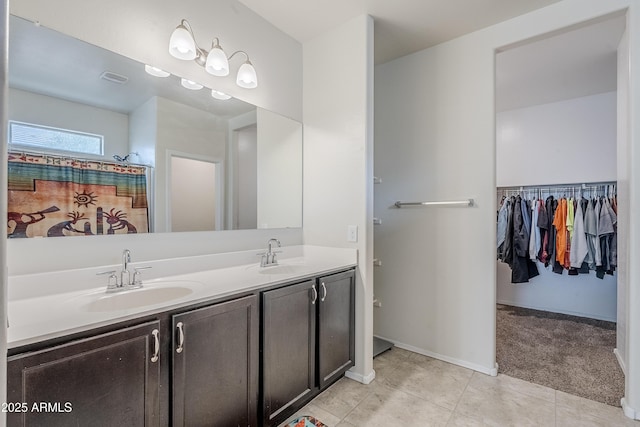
[7, 152, 149, 238]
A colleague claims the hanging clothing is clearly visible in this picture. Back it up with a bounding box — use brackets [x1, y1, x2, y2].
[499, 195, 539, 283]
[536, 200, 548, 263]
[497, 199, 509, 250]
[570, 200, 588, 268]
[529, 201, 537, 261]
[552, 198, 568, 268]
[584, 199, 598, 270]
[566, 198, 575, 240]
[497, 185, 617, 283]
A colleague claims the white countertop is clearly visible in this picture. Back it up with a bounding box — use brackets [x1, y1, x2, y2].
[8, 245, 357, 350]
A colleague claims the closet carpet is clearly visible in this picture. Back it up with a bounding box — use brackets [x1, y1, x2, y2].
[496, 304, 624, 407]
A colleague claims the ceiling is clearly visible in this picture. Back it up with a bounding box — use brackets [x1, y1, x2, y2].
[237, 0, 625, 111]
[496, 14, 625, 111]
[237, 0, 563, 64]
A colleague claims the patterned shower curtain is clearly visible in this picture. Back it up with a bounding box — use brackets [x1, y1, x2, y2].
[7, 152, 149, 238]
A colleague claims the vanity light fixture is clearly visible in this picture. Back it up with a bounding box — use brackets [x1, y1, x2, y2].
[211, 89, 232, 100]
[181, 78, 204, 90]
[169, 19, 258, 89]
[144, 65, 171, 78]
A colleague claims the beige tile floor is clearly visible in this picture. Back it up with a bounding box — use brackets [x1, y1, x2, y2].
[280, 347, 640, 427]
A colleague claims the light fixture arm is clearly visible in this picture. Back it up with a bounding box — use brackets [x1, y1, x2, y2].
[228, 50, 251, 63]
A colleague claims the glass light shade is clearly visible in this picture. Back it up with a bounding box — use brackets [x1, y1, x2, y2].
[236, 61, 258, 89]
[205, 47, 229, 76]
[169, 25, 197, 60]
[144, 65, 170, 78]
[181, 78, 203, 90]
[211, 90, 231, 100]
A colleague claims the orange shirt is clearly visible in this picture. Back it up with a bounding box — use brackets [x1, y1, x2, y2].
[552, 198, 568, 267]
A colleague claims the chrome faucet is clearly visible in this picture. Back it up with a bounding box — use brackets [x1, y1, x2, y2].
[97, 249, 151, 292]
[121, 249, 131, 289]
[260, 238, 281, 267]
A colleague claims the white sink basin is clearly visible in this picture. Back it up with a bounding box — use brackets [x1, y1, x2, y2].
[77, 281, 201, 312]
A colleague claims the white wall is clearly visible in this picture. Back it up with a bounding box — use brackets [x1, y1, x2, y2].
[8, 88, 129, 160]
[129, 96, 157, 167]
[10, 0, 302, 122]
[497, 263, 617, 320]
[6, 0, 304, 275]
[496, 92, 617, 321]
[303, 15, 374, 383]
[227, 110, 258, 229]
[374, 0, 637, 387]
[256, 108, 302, 229]
[235, 125, 258, 229]
[496, 92, 617, 187]
[155, 97, 227, 233]
[616, 24, 630, 375]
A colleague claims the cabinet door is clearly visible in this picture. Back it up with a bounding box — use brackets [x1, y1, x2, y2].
[7, 321, 161, 427]
[318, 270, 355, 389]
[262, 280, 317, 425]
[172, 295, 258, 427]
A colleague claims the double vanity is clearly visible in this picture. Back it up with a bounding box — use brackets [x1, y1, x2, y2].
[6, 244, 357, 426]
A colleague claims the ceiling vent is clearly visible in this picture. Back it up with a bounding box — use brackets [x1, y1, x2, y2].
[100, 71, 129, 84]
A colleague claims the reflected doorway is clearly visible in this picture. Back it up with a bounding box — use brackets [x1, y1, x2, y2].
[169, 154, 223, 232]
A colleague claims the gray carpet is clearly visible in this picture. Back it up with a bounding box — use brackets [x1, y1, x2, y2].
[496, 304, 624, 407]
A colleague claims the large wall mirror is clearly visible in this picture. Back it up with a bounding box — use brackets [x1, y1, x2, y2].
[7, 15, 302, 238]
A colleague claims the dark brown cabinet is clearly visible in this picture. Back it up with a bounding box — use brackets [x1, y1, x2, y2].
[7, 321, 161, 427]
[317, 270, 355, 389]
[262, 270, 355, 426]
[172, 294, 258, 427]
[262, 280, 317, 425]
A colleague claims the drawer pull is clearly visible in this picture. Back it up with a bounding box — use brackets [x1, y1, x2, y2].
[320, 282, 327, 302]
[311, 284, 318, 305]
[151, 329, 160, 363]
[176, 322, 185, 354]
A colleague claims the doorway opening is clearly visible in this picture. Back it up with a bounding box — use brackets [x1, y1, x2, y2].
[494, 12, 628, 407]
[168, 153, 223, 232]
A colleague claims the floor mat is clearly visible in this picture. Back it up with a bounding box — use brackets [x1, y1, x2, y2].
[286, 416, 328, 427]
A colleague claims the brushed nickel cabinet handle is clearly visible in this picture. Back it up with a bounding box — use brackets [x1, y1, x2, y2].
[151, 329, 160, 363]
[176, 322, 185, 353]
[311, 284, 318, 305]
[320, 282, 327, 302]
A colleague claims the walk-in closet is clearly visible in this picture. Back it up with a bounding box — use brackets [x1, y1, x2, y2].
[495, 13, 628, 407]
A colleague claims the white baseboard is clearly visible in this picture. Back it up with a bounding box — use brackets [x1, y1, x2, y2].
[613, 348, 627, 375]
[374, 335, 498, 376]
[345, 368, 376, 385]
[497, 299, 616, 322]
[621, 398, 639, 420]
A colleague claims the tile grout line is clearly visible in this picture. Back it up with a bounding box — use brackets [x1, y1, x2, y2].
[382, 354, 472, 419]
[447, 370, 476, 423]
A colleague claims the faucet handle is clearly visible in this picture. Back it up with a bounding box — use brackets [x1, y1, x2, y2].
[97, 270, 119, 290]
[132, 266, 152, 287]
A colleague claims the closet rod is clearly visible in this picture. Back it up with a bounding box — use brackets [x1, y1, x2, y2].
[497, 181, 616, 191]
[395, 199, 474, 208]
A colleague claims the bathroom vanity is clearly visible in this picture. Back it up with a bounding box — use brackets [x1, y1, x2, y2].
[6, 246, 356, 427]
